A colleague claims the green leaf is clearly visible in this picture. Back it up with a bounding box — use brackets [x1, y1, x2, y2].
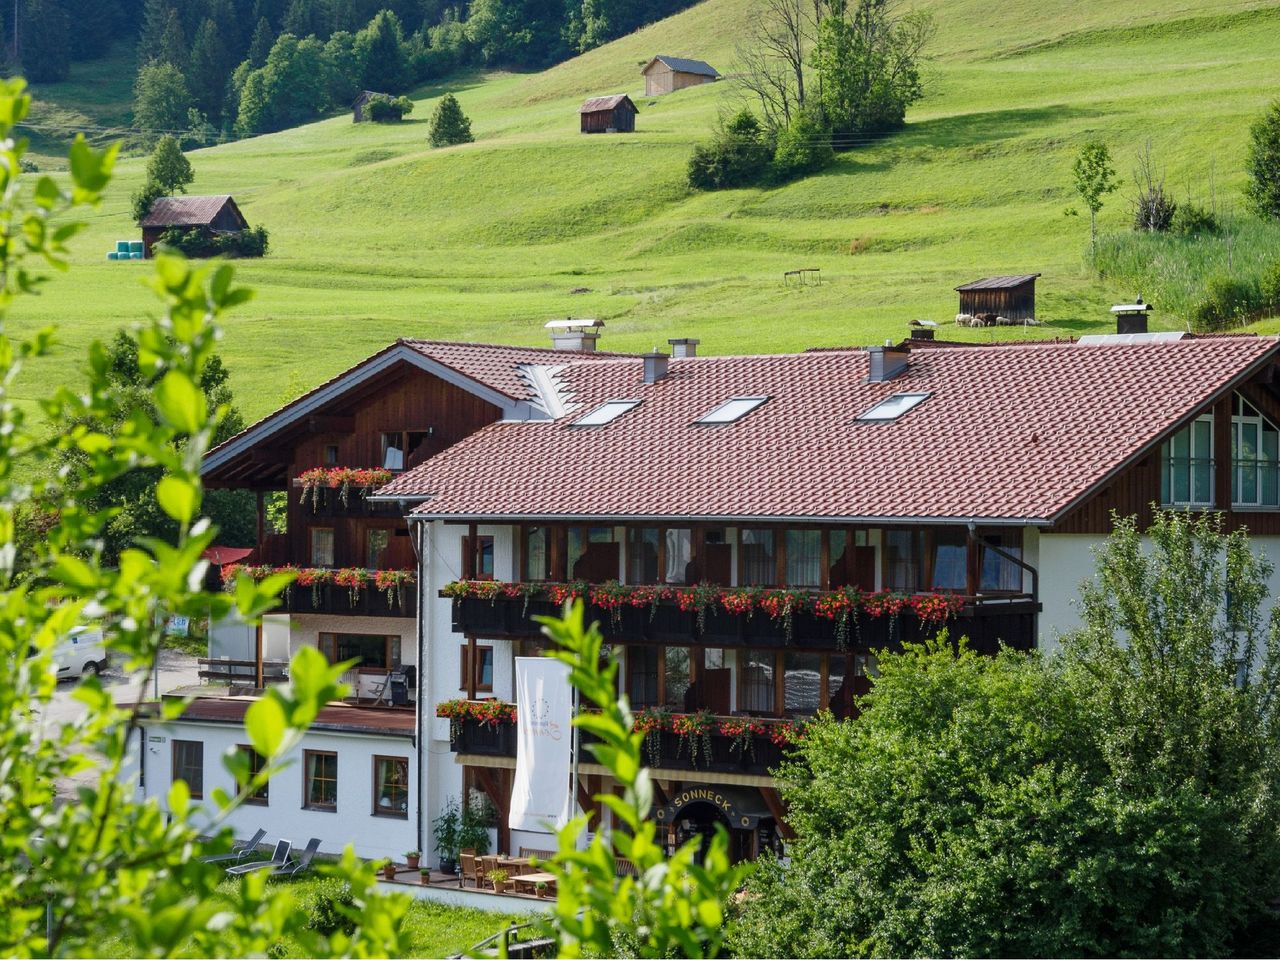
[245, 695, 286, 759]
[50, 554, 98, 590]
[168, 778, 190, 818]
[156, 474, 198, 523]
[153, 370, 205, 434]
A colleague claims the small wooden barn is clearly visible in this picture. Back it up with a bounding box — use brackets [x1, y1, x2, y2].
[138, 195, 249, 257]
[642, 56, 719, 96]
[351, 90, 392, 123]
[579, 94, 637, 134]
[955, 274, 1041, 322]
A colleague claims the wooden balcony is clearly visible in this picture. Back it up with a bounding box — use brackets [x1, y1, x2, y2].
[281, 580, 417, 619]
[294, 485, 405, 519]
[447, 591, 1038, 654]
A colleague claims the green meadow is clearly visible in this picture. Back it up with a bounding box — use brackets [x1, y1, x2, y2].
[20, 0, 1280, 426]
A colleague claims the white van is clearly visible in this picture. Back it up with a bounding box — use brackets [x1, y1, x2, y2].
[51, 627, 109, 680]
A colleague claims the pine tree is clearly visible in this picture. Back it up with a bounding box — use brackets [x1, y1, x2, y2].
[282, 0, 327, 38]
[157, 7, 188, 69]
[427, 93, 473, 147]
[136, 0, 173, 63]
[145, 134, 194, 194]
[21, 0, 72, 81]
[64, 0, 120, 60]
[355, 9, 409, 92]
[188, 18, 229, 120]
[246, 16, 273, 67]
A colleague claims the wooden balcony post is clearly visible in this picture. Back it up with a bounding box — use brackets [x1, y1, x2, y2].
[254, 621, 264, 688]
[466, 634, 478, 701]
[255, 489, 265, 549]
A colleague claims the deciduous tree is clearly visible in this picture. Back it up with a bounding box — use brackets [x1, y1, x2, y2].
[1245, 98, 1280, 221]
[133, 60, 194, 139]
[1072, 139, 1117, 260]
[145, 133, 194, 193]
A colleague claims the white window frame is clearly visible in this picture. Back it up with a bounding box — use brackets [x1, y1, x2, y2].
[695, 396, 769, 425]
[1162, 416, 1215, 508]
[856, 392, 931, 422]
[572, 399, 641, 427]
[1232, 394, 1280, 508]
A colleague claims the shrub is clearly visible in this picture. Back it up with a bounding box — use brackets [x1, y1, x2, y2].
[1172, 202, 1220, 236]
[1190, 274, 1260, 329]
[130, 181, 165, 223]
[771, 111, 834, 183]
[1245, 98, 1280, 220]
[687, 110, 773, 191]
[18, 157, 37, 173]
[158, 225, 270, 258]
[1132, 182, 1176, 231]
[1260, 261, 1280, 312]
[367, 94, 414, 122]
[427, 93, 474, 147]
[305, 879, 357, 935]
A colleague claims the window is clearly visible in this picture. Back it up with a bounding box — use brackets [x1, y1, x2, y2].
[784, 530, 822, 587]
[463, 535, 495, 580]
[372, 756, 409, 818]
[739, 650, 775, 714]
[627, 646, 659, 707]
[568, 527, 619, 581]
[304, 750, 337, 811]
[323, 444, 339, 466]
[381, 432, 404, 470]
[931, 528, 968, 592]
[784, 653, 822, 715]
[663, 646, 691, 710]
[857, 392, 930, 422]
[572, 399, 641, 427]
[318, 633, 401, 670]
[628, 528, 660, 584]
[523, 526, 553, 581]
[237, 745, 269, 805]
[740, 529, 776, 586]
[1161, 416, 1214, 506]
[665, 529, 693, 583]
[1232, 395, 1280, 507]
[884, 530, 923, 592]
[172, 739, 204, 799]
[980, 533, 1023, 593]
[460, 644, 494, 692]
[366, 528, 390, 568]
[830, 529, 872, 590]
[695, 396, 768, 425]
[311, 527, 334, 567]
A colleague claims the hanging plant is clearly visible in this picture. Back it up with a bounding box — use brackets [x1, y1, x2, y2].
[813, 585, 863, 649]
[758, 588, 809, 643]
[718, 716, 765, 760]
[633, 707, 670, 768]
[589, 579, 629, 628]
[626, 585, 670, 622]
[333, 567, 369, 606]
[674, 582, 720, 634]
[295, 567, 331, 608]
[442, 579, 501, 601]
[718, 587, 760, 618]
[767, 718, 807, 747]
[546, 581, 588, 607]
[297, 466, 393, 510]
[375, 568, 416, 609]
[672, 710, 716, 769]
[909, 592, 966, 624]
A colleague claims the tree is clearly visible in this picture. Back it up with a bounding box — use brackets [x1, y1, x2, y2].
[355, 9, 410, 92]
[64, 0, 120, 60]
[21, 0, 71, 82]
[145, 133, 194, 193]
[772, 108, 833, 181]
[810, 0, 933, 141]
[427, 93, 473, 147]
[156, 5, 189, 70]
[686, 109, 772, 190]
[282, 0, 330, 37]
[136, 0, 173, 64]
[1131, 139, 1176, 231]
[731, 511, 1280, 958]
[464, 0, 567, 69]
[133, 60, 193, 138]
[736, 0, 814, 133]
[189, 17, 231, 121]
[246, 15, 275, 67]
[1245, 98, 1280, 220]
[0, 77, 409, 956]
[322, 30, 362, 107]
[1072, 139, 1117, 260]
[235, 32, 331, 135]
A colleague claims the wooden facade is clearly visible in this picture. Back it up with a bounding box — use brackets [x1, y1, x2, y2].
[579, 95, 637, 133]
[141, 196, 249, 257]
[642, 57, 719, 96]
[351, 90, 390, 123]
[955, 274, 1040, 321]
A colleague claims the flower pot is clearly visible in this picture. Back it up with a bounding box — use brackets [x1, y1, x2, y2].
[419, 871, 431, 885]
[439, 858, 457, 875]
[493, 880, 508, 894]
[406, 854, 421, 870]
[382, 863, 397, 880]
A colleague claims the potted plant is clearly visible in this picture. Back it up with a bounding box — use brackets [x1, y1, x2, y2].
[458, 793, 494, 856]
[432, 798, 462, 874]
[381, 860, 397, 881]
[486, 868, 509, 894]
[419, 867, 431, 885]
[534, 880, 549, 898]
[405, 850, 421, 871]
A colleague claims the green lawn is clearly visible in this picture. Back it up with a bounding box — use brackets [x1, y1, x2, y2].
[17, 0, 1280, 430]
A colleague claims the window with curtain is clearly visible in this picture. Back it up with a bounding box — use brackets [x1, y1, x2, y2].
[569, 527, 618, 581]
[739, 650, 775, 713]
[311, 527, 334, 567]
[664, 646, 691, 710]
[304, 750, 337, 810]
[740, 529, 776, 585]
[884, 530, 922, 592]
[932, 529, 968, 591]
[237, 745, 268, 805]
[463, 535, 495, 580]
[1233, 394, 1280, 507]
[318, 633, 399, 670]
[628, 528, 660, 584]
[459, 644, 494, 691]
[627, 646, 659, 707]
[826, 655, 847, 712]
[523, 526, 551, 581]
[172, 740, 203, 799]
[784, 653, 823, 715]
[372, 756, 409, 818]
[665, 529, 692, 584]
[980, 534, 1023, 592]
[1161, 416, 1214, 506]
[785, 530, 822, 587]
[366, 528, 389, 568]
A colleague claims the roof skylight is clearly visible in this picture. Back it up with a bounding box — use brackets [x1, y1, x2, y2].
[857, 392, 930, 422]
[572, 399, 641, 427]
[695, 396, 769, 425]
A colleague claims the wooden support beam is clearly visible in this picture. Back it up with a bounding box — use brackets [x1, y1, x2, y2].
[576, 779, 598, 828]
[248, 448, 293, 465]
[466, 634, 478, 701]
[475, 765, 511, 855]
[759, 787, 794, 839]
[303, 415, 356, 434]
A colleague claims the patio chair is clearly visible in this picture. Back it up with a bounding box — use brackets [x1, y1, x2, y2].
[267, 838, 322, 881]
[226, 838, 290, 876]
[459, 852, 477, 888]
[479, 855, 499, 889]
[197, 828, 266, 864]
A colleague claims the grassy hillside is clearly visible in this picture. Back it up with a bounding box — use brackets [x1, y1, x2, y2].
[16, 0, 1280, 428]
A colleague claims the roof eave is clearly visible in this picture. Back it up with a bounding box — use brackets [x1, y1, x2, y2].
[406, 511, 1050, 526]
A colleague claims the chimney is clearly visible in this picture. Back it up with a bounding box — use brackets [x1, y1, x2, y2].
[668, 337, 700, 358]
[867, 344, 909, 382]
[545, 317, 603, 352]
[643, 349, 670, 384]
[1110, 297, 1153, 335]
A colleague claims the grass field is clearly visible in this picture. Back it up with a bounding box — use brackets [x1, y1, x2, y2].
[19, 0, 1280, 428]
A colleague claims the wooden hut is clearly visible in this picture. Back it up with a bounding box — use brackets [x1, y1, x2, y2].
[579, 94, 637, 134]
[954, 274, 1041, 322]
[351, 90, 392, 123]
[138, 195, 249, 257]
[641, 56, 719, 96]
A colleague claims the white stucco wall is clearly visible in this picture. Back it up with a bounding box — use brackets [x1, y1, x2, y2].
[141, 719, 418, 862]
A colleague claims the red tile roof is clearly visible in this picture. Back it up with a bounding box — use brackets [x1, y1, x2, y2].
[139, 194, 244, 228]
[377, 336, 1280, 523]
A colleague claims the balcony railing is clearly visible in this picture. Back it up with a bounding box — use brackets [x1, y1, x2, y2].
[440, 703, 801, 777]
[293, 485, 405, 519]
[443, 581, 1038, 654]
[222, 564, 417, 619]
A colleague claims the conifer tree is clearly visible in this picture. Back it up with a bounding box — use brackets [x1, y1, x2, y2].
[157, 6, 188, 70]
[356, 10, 410, 91]
[189, 18, 230, 120]
[246, 16, 274, 67]
[136, 0, 172, 64]
[21, 0, 71, 81]
[427, 93, 473, 147]
[145, 134, 194, 194]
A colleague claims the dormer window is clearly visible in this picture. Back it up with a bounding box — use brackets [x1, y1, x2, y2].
[572, 399, 640, 427]
[857, 392, 930, 422]
[1232, 395, 1280, 507]
[695, 396, 768, 425]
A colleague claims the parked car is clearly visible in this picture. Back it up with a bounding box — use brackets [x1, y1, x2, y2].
[50, 626, 109, 680]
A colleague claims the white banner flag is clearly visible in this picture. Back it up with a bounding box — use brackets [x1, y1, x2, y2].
[509, 657, 575, 832]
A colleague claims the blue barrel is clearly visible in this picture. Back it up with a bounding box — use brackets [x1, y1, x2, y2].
[129, 240, 144, 253]
[116, 240, 131, 254]
[107, 251, 118, 260]
[130, 251, 143, 260]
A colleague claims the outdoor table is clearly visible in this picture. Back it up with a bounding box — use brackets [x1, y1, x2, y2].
[513, 871, 557, 896]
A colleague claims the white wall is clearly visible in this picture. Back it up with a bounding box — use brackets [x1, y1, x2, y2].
[141, 719, 418, 862]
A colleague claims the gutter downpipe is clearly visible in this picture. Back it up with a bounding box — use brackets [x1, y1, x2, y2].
[411, 511, 428, 859]
[968, 522, 1041, 647]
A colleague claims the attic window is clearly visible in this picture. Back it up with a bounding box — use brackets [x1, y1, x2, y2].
[695, 396, 768, 425]
[857, 392, 930, 422]
[572, 399, 641, 427]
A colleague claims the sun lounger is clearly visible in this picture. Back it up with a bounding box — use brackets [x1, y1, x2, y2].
[226, 838, 290, 876]
[266, 838, 322, 880]
[197, 828, 267, 864]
